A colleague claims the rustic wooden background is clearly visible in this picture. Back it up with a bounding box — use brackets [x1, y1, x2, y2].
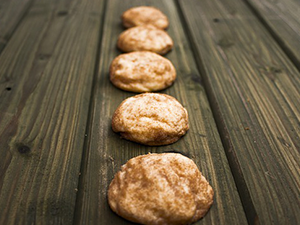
[0, 0, 299, 224]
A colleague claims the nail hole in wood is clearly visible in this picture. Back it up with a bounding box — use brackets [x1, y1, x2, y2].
[57, 11, 68, 16]
[6, 87, 11, 91]
[274, 68, 282, 73]
[18, 145, 30, 154]
[38, 54, 51, 60]
[213, 18, 219, 23]
[191, 74, 202, 85]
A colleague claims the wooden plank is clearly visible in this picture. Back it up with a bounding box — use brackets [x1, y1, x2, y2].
[0, 0, 105, 224]
[178, 0, 300, 224]
[245, 0, 300, 70]
[0, 0, 33, 52]
[74, 0, 247, 224]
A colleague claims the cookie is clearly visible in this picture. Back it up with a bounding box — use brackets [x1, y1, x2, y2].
[122, 6, 169, 30]
[110, 51, 176, 93]
[117, 25, 173, 55]
[112, 93, 189, 146]
[108, 153, 214, 225]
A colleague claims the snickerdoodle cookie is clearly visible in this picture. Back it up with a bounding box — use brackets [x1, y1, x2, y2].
[108, 153, 214, 225]
[117, 25, 173, 55]
[110, 51, 176, 92]
[122, 6, 169, 30]
[112, 93, 188, 146]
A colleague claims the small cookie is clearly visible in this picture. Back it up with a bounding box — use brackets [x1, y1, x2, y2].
[117, 25, 173, 55]
[122, 6, 169, 30]
[112, 93, 189, 146]
[108, 153, 214, 225]
[110, 51, 176, 93]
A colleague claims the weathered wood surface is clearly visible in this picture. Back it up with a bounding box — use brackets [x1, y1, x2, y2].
[0, 0, 33, 52]
[179, 0, 300, 224]
[1, 0, 300, 224]
[0, 0, 105, 224]
[245, 0, 300, 70]
[74, 0, 247, 224]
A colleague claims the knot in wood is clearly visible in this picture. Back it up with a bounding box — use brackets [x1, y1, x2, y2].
[57, 10, 68, 16]
[18, 145, 30, 154]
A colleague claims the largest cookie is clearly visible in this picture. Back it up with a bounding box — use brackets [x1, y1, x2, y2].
[112, 93, 189, 146]
[108, 153, 214, 225]
[122, 6, 169, 29]
[117, 25, 173, 55]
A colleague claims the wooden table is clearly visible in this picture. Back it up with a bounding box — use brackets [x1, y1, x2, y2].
[1, 0, 299, 224]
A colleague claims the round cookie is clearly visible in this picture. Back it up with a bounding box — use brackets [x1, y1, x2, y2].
[122, 6, 169, 30]
[108, 153, 214, 225]
[112, 93, 189, 146]
[110, 51, 176, 93]
[117, 25, 173, 55]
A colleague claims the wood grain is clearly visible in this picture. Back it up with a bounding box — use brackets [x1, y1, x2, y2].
[245, 0, 300, 70]
[0, 0, 33, 52]
[179, 0, 300, 224]
[0, 0, 105, 224]
[74, 0, 247, 224]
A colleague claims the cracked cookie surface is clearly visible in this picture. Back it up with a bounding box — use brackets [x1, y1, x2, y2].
[122, 6, 169, 29]
[108, 153, 214, 225]
[117, 25, 173, 55]
[110, 51, 176, 92]
[112, 93, 189, 146]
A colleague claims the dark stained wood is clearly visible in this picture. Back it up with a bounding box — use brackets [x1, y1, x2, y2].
[0, 0, 33, 52]
[245, 0, 300, 70]
[0, 0, 105, 224]
[74, 0, 247, 224]
[179, 0, 300, 224]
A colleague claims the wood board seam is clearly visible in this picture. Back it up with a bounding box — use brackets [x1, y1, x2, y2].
[241, 0, 300, 72]
[72, 0, 109, 223]
[174, 0, 257, 224]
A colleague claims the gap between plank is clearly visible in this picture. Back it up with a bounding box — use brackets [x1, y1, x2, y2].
[242, 0, 300, 72]
[72, 0, 109, 223]
[174, 0, 258, 224]
[0, 0, 35, 55]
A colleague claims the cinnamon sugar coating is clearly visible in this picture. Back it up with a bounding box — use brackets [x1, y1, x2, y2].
[117, 25, 173, 55]
[112, 93, 189, 146]
[110, 51, 176, 92]
[108, 153, 214, 225]
[122, 6, 169, 29]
